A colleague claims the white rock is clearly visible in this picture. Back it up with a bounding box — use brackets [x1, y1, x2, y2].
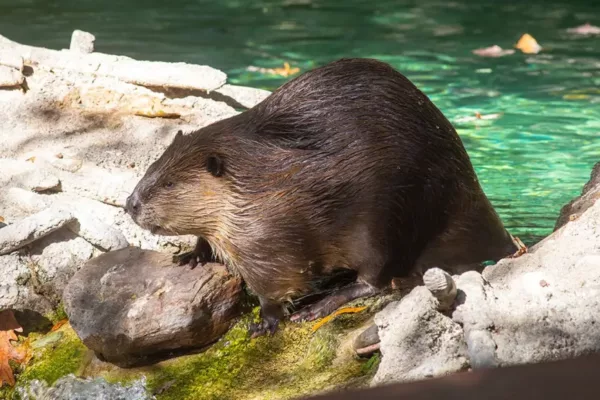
[0, 253, 30, 309]
[0, 158, 60, 192]
[70, 30, 95, 54]
[2, 187, 51, 215]
[66, 209, 129, 251]
[0, 205, 75, 255]
[0, 64, 23, 87]
[214, 84, 271, 109]
[372, 286, 469, 385]
[30, 228, 95, 284]
[0, 50, 23, 71]
[54, 163, 138, 207]
[0, 33, 227, 92]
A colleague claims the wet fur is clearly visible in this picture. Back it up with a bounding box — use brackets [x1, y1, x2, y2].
[129, 58, 517, 324]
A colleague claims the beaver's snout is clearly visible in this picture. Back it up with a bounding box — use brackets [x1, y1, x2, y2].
[125, 191, 142, 219]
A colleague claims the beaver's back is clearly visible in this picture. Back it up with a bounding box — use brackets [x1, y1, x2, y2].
[222, 58, 510, 286]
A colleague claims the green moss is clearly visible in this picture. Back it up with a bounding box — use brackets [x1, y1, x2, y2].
[17, 325, 87, 387]
[7, 296, 389, 400]
[100, 307, 377, 400]
[361, 353, 381, 375]
[45, 303, 68, 325]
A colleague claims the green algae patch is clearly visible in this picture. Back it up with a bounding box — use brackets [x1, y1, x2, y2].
[99, 306, 379, 400]
[17, 324, 88, 387]
[46, 303, 68, 325]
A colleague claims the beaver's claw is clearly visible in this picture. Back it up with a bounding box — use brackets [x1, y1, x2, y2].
[172, 251, 204, 269]
[249, 319, 280, 338]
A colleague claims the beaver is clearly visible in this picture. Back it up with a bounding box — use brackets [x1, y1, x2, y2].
[125, 58, 519, 337]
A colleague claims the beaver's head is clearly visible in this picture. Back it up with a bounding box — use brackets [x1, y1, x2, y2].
[125, 129, 234, 237]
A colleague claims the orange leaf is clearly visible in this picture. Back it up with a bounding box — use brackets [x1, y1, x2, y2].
[0, 216, 4, 223]
[0, 310, 26, 387]
[50, 319, 68, 332]
[515, 33, 542, 54]
[312, 306, 367, 332]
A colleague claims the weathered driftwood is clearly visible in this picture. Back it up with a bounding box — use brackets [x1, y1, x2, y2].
[63, 247, 244, 367]
[0, 34, 226, 92]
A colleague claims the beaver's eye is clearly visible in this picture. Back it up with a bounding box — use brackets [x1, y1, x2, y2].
[164, 181, 174, 189]
[207, 155, 224, 177]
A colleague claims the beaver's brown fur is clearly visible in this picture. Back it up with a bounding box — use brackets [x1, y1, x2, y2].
[126, 58, 518, 336]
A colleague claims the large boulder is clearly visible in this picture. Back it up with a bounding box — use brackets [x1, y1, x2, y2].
[371, 286, 469, 385]
[372, 170, 600, 385]
[62, 247, 244, 367]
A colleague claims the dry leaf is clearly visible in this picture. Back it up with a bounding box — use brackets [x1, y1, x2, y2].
[472, 45, 515, 58]
[312, 306, 367, 332]
[0, 310, 26, 387]
[246, 62, 301, 77]
[25, 156, 36, 163]
[567, 23, 600, 36]
[0, 216, 4, 223]
[515, 33, 542, 54]
[134, 109, 180, 119]
[271, 62, 300, 77]
[50, 319, 68, 332]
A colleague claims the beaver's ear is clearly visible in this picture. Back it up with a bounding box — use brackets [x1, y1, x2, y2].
[207, 154, 224, 177]
[174, 130, 183, 140]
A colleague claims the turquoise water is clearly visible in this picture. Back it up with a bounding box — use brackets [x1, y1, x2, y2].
[1, 0, 599, 244]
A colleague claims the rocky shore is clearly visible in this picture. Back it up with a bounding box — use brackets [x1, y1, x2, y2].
[1, 31, 600, 400]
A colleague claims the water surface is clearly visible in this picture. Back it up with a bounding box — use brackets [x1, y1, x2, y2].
[2, 0, 599, 244]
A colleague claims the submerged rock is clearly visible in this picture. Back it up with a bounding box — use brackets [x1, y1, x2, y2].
[62, 247, 244, 367]
[17, 374, 154, 400]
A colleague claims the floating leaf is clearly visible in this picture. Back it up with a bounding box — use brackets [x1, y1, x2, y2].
[567, 23, 600, 36]
[271, 62, 300, 77]
[246, 62, 301, 77]
[472, 45, 515, 58]
[515, 33, 542, 54]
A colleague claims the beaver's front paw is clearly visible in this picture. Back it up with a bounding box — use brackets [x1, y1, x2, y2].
[248, 318, 280, 338]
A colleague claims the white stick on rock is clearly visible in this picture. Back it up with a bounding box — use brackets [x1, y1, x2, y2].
[423, 267, 458, 310]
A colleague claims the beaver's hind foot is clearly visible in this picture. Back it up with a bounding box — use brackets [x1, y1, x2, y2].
[290, 282, 379, 322]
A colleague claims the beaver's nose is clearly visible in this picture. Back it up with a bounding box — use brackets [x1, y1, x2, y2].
[125, 192, 141, 217]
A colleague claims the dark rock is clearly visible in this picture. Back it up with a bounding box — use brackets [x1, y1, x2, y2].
[62, 246, 244, 367]
[555, 161, 600, 230]
[353, 324, 380, 357]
